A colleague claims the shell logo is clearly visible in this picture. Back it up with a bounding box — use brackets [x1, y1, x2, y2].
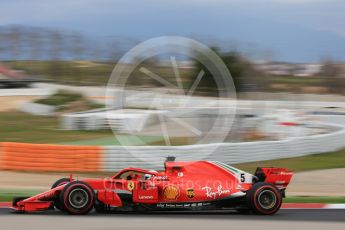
[163, 185, 180, 200]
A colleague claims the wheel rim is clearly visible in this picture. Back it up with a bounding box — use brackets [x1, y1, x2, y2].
[68, 188, 89, 209]
[258, 190, 277, 209]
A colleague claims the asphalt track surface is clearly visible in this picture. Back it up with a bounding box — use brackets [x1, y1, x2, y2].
[0, 208, 344, 230]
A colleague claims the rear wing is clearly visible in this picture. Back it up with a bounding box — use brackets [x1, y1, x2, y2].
[255, 167, 293, 189]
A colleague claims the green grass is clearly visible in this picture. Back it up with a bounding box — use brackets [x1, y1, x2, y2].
[149, 137, 198, 146]
[0, 111, 113, 144]
[35, 90, 83, 106]
[35, 90, 104, 112]
[0, 111, 164, 145]
[284, 196, 345, 204]
[0, 190, 43, 202]
[61, 135, 163, 146]
[234, 149, 345, 173]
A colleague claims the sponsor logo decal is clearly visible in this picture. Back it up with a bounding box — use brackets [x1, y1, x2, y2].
[163, 185, 180, 200]
[127, 181, 135, 191]
[155, 176, 169, 181]
[186, 188, 195, 199]
[139, 195, 154, 200]
[202, 185, 230, 199]
[156, 202, 211, 208]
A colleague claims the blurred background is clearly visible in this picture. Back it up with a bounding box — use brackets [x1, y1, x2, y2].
[0, 0, 344, 204]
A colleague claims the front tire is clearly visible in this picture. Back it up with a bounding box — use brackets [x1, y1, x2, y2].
[59, 181, 95, 215]
[51, 178, 70, 211]
[247, 182, 282, 215]
[51, 178, 70, 189]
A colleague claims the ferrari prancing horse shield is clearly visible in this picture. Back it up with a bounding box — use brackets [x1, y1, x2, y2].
[128, 181, 135, 191]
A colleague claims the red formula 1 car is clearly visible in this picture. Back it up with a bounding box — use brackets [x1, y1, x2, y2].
[12, 157, 293, 215]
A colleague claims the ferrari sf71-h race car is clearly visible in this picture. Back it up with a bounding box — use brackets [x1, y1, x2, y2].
[12, 158, 293, 215]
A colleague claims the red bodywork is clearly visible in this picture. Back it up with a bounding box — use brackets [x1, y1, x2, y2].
[13, 161, 293, 213]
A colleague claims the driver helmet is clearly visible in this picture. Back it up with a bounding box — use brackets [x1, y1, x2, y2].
[144, 174, 152, 180]
[144, 170, 158, 180]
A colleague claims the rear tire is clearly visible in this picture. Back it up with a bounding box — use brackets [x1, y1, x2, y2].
[247, 182, 282, 215]
[59, 181, 95, 215]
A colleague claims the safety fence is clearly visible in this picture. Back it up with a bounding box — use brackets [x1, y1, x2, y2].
[0, 142, 101, 172]
[102, 123, 345, 171]
[0, 121, 344, 173]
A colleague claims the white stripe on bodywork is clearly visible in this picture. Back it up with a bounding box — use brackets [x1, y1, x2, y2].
[209, 161, 253, 183]
[209, 161, 237, 176]
[229, 191, 246, 197]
